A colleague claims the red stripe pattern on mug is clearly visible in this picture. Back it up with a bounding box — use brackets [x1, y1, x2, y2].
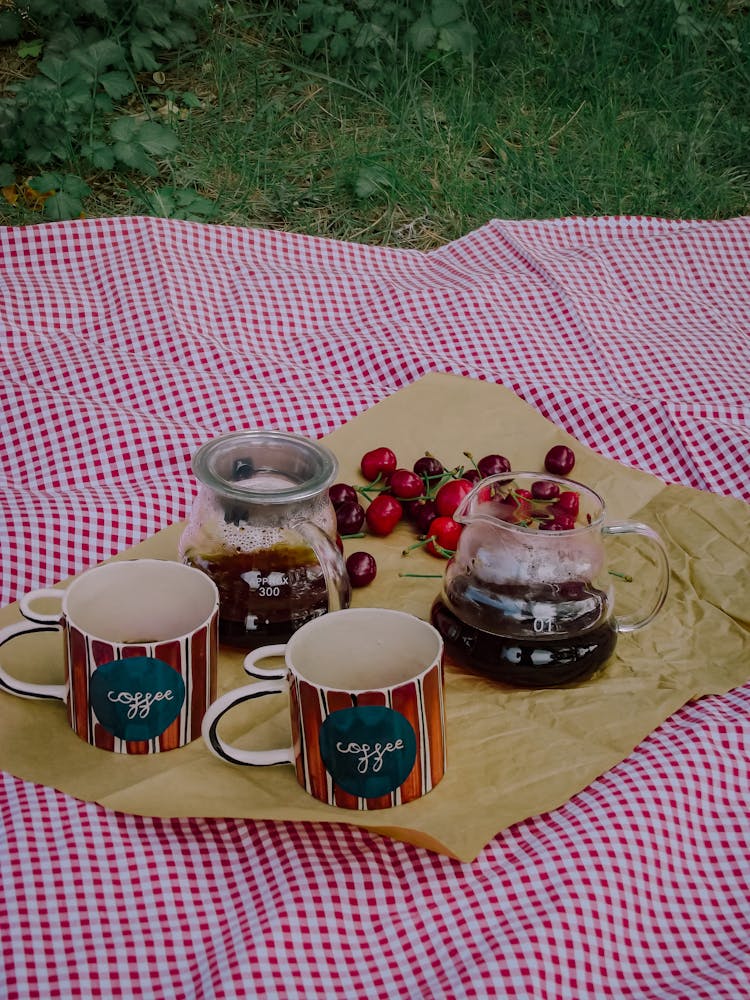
[290, 660, 446, 809]
[63, 617, 218, 754]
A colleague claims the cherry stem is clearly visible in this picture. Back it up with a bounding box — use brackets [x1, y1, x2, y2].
[341, 532, 365, 539]
[462, 451, 479, 471]
[427, 536, 456, 558]
[402, 534, 455, 558]
[425, 467, 465, 499]
[356, 482, 389, 498]
[608, 570, 633, 582]
[399, 572, 443, 578]
[402, 538, 429, 555]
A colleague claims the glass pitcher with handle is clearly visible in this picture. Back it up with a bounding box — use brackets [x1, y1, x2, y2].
[179, 430, 351, 649]
[430, 472, 669, 686]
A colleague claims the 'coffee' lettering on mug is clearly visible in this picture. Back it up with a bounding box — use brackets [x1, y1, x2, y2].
[107, 689, 174, 720]
[335, 740, 405, 774]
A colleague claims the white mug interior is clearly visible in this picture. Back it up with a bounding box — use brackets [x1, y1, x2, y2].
[63, 559, 218, 643]
[285, 608, 442, 691]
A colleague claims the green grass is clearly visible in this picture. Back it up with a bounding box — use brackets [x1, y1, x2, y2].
[2, 1, 749, 247]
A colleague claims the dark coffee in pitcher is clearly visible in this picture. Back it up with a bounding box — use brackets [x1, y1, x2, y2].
[430, 577, 617, 687]
[184, 543, 329, 648]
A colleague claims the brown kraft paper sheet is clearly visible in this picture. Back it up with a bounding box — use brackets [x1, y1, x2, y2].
[0, 373, 748, 862]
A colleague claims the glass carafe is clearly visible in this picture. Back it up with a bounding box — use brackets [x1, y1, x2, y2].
[179, 431, 351, 649]
[430, 472, 669, 687]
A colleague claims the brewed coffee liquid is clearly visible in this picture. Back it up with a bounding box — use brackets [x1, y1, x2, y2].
[431, 579, 617, 687]
[185, 546, 328, 649]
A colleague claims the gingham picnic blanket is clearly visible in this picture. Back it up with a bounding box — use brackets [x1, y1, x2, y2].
[1, 214, 749, 999]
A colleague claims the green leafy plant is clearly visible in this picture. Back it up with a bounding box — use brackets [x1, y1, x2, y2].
[131, 185, 215, 221]
[0, 0, 213, 220]
[25, 172, 92, 220]
[288, 0, 477, 88]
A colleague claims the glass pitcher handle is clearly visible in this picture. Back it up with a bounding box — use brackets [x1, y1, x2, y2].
[294, 520, 352, 613]
[603, 521, 670, 633]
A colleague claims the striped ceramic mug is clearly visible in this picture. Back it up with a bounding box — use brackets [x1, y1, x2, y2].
[0, 559, 219, 754]
[202, 608, 447, 809]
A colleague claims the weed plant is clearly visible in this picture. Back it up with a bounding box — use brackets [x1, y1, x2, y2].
[1, 0, 749, 246]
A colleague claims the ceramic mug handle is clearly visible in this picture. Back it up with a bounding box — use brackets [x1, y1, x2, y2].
[0, 589, 67, 701]
[603, 521, 670, 633]
[201, 645, 294, 767]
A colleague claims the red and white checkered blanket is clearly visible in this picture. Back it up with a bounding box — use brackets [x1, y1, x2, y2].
[1, 215, 749, 998]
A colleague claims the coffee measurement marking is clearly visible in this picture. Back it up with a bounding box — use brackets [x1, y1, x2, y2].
[241, 570, 289, 597]
[532, 617, 556, 633]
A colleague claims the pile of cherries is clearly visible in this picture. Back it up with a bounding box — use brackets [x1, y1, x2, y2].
[332, 444, 578, 587]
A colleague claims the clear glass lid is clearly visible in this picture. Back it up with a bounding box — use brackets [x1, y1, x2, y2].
[190, 430, 339, 504]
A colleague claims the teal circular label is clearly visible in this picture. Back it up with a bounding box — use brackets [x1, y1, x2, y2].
[318, 705, 417, 799]
[89, 656, 185, 742]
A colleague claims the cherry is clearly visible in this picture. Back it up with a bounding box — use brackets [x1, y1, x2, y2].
[554, 512, 577, 530]
[425, 516, 463, 557]
[477, 454, 511, 478]
[361, 447, 397, 482]
[540, 512, 576, 531]
[345, 443, 586, 554]
[544, 445, 575, 476]
[389, 468, 424, 500]
[365, 494, 403, 536]
[509, 489, 533, 523]
[346, 551, 377, 587]
[335, 500, 365, 536]
[329, 483, 358, 509]
[554, 491, 580, 517]
[408, 497, 438, 534]
[413, 455, 444, 479]
[434, 478, 473, 518]
[531, 479, 560, 501]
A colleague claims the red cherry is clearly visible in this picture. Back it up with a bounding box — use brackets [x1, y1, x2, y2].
[540, 512, 576, 531]
[477, 454, 511, 478]
[335, 500, 365, 536]
[544, 445, 575, 476]
[554, 491, 580, 517]
[531, 479, 560, 501]
[463, 469, 481, 485]
[365, 494, 403, 536]
[389, 468, 424, 500]
[509, 492, 533, 523]
[434, 478, 473, 517]
[408, 497, 438, 534]
[346, 551, 377, 587]
[329, 483, 358, 509]
[361, 447, 397, 482]
[425, 516, 463, 557]
[413, 456, 444, 479]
